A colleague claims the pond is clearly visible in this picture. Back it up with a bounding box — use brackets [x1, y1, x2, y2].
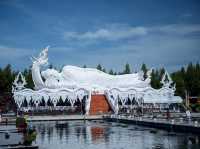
[28, 120, 200, 149]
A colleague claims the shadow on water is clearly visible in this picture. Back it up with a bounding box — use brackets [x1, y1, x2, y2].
[25, 121, 200, 149]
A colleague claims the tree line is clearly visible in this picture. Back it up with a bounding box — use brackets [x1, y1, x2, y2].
[0, 62, 200, 98]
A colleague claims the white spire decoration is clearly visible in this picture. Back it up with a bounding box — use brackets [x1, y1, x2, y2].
[31, 46, 49, 66]
[12, 72, 27, 93]
[160, 70, 173, 88]
[146, 68, 153, 83]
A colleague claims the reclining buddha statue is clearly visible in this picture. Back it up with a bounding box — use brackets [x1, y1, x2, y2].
[31, 47, 151, 91]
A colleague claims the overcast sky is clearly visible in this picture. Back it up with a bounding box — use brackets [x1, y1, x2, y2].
[0, 0, 200, 72]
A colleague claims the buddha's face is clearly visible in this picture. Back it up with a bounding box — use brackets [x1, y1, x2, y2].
[41, 69, 60, 80]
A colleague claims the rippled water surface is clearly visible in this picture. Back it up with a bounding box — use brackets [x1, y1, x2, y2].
[31, 120, 200, 149]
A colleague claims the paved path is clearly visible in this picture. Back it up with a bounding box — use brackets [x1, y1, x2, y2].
[105, 115, 200, 134]
[27, 115, 103, 121]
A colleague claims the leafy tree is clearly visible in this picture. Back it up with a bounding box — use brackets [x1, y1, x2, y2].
[123, 63, 131, 74]
[150, 69, 157, 89]
[171, 62, 200, 97]
[96, 64, 102, 71]
[2, 64, 15, 93]
[102, 68, 106, 73]
[109, 69, 114, 75]
[171, 72, 185, 97]
[26, 68, 34, 89]
[159, 67, 165, 81]
[150, 69, 162, 89]
[141, 63, 148, 79]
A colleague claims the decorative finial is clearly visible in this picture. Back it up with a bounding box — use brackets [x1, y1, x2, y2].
[161, 70, 173, 88]
[12, 72, 27, 93]
[31, 46, 49, 66]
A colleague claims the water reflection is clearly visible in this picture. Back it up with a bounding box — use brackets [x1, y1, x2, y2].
[31, 121, 200, 149]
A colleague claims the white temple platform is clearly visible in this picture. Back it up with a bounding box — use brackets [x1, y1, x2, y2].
[12, 47, 183, 115]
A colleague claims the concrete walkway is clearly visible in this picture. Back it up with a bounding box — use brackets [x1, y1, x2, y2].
[27, 115, 103, 121]
[104, 115, 200, 134]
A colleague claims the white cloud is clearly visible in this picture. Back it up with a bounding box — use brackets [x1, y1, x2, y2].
[0, 46, 30, 57]
[62, 23, 200, 71]
[182, 13, 193, 18]
[64, 26, 147, 41]
[153, 24, 200, 36]
[63, 23, 200, 42]
[0, 45, 35, 68]
[1, 23, 199, 71]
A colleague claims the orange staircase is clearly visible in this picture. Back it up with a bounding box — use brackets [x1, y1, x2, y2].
[89, 94, 112, 115]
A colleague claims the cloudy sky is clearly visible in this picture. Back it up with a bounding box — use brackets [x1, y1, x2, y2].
[0, 0, 200, 72]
